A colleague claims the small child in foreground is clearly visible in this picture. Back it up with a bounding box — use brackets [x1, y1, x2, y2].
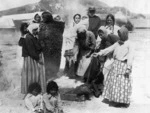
[24, 82, 43, 113]
[43, 81, 63, 113]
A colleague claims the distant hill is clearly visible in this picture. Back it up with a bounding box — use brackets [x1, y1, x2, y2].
[0, 0, 146, 19]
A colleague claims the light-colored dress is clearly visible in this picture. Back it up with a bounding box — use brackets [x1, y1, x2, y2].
[25, 93, 43, 113]
[99, 40, 134, 104]
[43, 93, 63, 113]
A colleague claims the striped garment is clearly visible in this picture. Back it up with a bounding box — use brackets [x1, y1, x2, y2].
[21, 54, 46, 94]
[102, 59, 132, 104]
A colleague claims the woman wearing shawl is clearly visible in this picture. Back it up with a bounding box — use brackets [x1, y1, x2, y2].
[83, 26, 119, 97]
[97, 26, 120, 81]
[74, 25, 96, 78]
[38, 11, 65, 80]
[32, 13, 41, 24]
[94, 26, 134, 107]
[63, 15, 89, 78]
[20, 23, 46, 94]
[73, 14, 81, 27]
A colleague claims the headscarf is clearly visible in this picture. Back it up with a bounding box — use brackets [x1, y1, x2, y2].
[27, 23, 39, 34]
[98, 26, 108, 36]
[118, 26, 128, 45]
[76, 25, 87, 33]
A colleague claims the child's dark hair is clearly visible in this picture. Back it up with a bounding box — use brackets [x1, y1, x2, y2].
[20, 22, 29, 35]
[46, 81, 59, 94]
[28, 82, 42, 94]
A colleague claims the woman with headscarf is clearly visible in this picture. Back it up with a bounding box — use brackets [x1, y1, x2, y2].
[38, 11, 65, 80]
[20, 23, 46, 94]
[83, 26, 119, 97]
[63, 14, 89, 78]
[74, 25, 96, 78]
[73, 14, 81, 27]
[94, 26, 134, 107]
[97, 26, 120, 81]
[32, 13, 41, 24]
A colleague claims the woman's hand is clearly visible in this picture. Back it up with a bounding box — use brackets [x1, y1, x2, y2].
[124, 69, 131, 78]
[38, 59, 44, 65]
[92, 53, 99, 57]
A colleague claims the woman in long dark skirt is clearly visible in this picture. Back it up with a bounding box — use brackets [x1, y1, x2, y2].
[38, 12, 65, 80]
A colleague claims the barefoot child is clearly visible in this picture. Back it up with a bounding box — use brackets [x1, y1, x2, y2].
[43, 81, 63, 113]
[24, 83, 43, 113]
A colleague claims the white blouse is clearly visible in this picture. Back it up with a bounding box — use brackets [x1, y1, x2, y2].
[99, 40, 134, 68]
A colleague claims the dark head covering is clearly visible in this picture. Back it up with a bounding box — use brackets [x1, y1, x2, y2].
[118, 26, 128, 45]
[88, 6, 96, 13]
[41, 11, 53, 23]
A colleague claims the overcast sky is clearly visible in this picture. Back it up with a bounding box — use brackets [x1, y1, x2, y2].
[0, 0, 40, 11]
[0, 0, 149, 14]
[99, 0, 150, 14]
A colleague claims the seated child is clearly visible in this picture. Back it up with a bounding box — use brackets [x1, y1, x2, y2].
[24, 82, 43, 113]
[43, 81, 63, 113]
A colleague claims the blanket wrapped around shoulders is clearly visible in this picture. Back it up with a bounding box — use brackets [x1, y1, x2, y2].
[38, 21, 65, 79]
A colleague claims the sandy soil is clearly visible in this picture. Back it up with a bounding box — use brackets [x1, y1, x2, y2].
[0, 29, 150, 113]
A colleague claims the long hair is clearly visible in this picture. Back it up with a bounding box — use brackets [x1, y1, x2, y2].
[105, 14, 115, 26]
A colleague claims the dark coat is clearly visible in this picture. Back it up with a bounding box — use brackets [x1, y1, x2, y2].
[88, 15, 101, 38]
[18, 33, 42, 61]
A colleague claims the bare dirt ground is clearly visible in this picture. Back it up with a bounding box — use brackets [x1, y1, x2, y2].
[0, 29, 150, 113]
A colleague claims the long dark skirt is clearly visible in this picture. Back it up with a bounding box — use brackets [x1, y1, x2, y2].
[84, 56, 104, 84]
[102, 59, 132, 104]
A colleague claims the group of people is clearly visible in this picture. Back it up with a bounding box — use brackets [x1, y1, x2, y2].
[64, 6, 134, 107]
[19, 11, 65, 113]
[18, 6, 134, 112]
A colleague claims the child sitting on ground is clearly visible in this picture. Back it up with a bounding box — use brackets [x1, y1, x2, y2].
[43, 81, 63, 113]
[24, 82, 43, 113]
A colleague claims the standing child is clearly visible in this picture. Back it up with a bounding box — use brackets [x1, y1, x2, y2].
[24, 83, 43, 113]
[43, 81, 63, 113]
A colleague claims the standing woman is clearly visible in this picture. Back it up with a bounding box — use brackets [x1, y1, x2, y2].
[38, 11, 65, 80]
[20, 23, 46, 94]
[94, 26, 134, 107]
